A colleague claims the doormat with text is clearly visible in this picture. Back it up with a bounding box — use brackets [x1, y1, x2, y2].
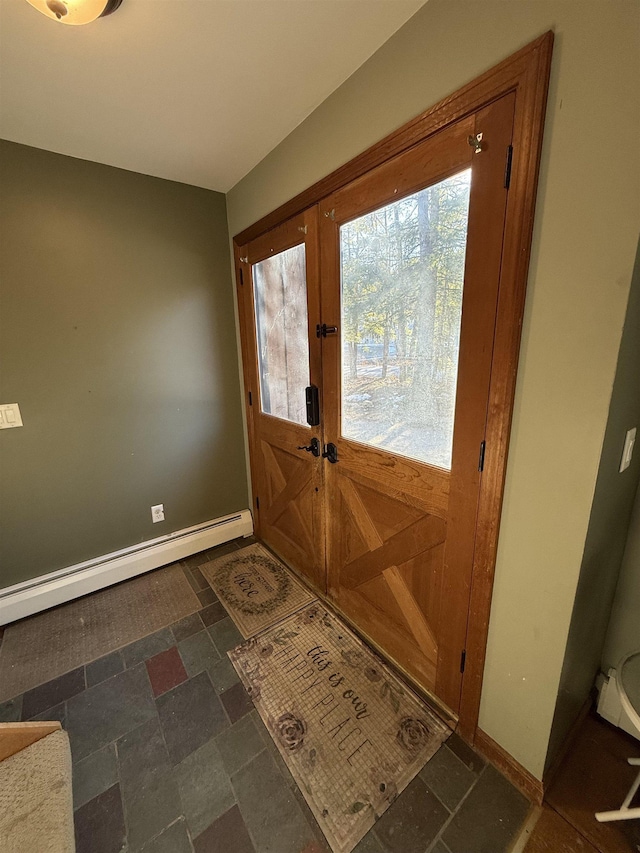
[200, 543, 316, 637]
[228, 602, 450, 853]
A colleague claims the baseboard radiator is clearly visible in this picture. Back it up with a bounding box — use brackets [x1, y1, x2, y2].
[0, 510, 253, 626]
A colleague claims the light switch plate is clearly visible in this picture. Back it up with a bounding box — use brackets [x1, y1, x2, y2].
[0, 403, 23, 429]
[620, 427, 636, 473]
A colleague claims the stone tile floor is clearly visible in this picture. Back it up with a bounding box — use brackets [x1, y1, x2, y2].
[0, 538, 531, 853]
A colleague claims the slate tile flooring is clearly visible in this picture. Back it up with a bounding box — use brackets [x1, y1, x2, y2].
[0, 537, 532, 853]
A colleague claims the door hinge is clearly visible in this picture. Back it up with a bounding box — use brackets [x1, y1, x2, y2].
[255, 496, 260, 510]
[478, 440, 486, 472]
[504, 145, 514, 189]
[460, 649, 467, 673]
[239, 267, 244, 286]
[248, 391, 252, 406]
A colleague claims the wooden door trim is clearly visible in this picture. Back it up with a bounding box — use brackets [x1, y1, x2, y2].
[234, 241, 261, 531]
[456, 32, 553, 742]
[234, 32, 552, 246]
[323, 115, 475, 225]
[245, 211, 308, 265]
[233, 32, 554, 743]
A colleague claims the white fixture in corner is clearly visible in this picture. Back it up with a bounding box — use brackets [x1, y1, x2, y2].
[595, 652, 640, 823]
[0, 403, 23, 430]
[597, 654, 640, 741]
[0, 509, 253, 625]
[619, 427, 636, 473]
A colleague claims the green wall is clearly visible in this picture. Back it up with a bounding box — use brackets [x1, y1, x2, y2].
[546, 239, 640, 771]
[0, 141, 248, 588]
[227, 0, 640, 778]
[601, 241, 640, 673]
[604, 481, 640, 669]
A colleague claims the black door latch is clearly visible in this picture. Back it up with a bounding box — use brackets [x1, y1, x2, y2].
[297, 437, 321, 457]
[316, 323, 338, 338]
[305, 385, 320, 426]
[322, 442, 338, 463]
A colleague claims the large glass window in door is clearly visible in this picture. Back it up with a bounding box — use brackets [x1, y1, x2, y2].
[253, 243, 310, 425]
[340, 170, 471, 469]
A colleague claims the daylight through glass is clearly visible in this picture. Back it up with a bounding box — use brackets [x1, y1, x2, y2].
[340, 170, 471, 469]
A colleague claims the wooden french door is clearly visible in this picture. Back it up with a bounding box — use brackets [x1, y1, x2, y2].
[237, 89, 526, 718]
[319, 94, 515, 715]
[235, 208, 326, 591]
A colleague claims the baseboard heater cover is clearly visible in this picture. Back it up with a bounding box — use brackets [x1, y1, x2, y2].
[0, 509, 253, 626]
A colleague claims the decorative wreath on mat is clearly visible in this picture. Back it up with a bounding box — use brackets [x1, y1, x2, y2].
[215, 553, 293, 616]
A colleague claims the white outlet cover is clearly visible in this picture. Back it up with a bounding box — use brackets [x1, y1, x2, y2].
[151, 504, 165, 522]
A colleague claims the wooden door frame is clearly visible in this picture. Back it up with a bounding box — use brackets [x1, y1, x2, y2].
[233, 32, 554, 744]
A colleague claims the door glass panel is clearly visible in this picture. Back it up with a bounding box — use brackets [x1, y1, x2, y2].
[340, 169, 471, 469]
[253, 243, 310, 425]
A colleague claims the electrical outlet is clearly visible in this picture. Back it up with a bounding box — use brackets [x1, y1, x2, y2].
[151, 504, 165, 523]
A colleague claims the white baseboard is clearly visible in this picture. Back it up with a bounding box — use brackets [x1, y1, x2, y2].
[0, 510, 253, 626]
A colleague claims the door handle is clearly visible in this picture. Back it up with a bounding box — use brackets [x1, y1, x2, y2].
[322, 442, 339, 464]
[297, 437, 321, 457]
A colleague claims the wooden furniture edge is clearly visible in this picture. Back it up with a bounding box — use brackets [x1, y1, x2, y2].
[0, 721, 62, 762]
[233, 31, 553, 246]
[475, 727, 545, 805]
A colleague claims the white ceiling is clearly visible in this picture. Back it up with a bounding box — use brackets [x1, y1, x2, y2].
[0, 0, 425, 192]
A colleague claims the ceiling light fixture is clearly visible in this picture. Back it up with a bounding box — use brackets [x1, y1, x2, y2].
[24, 0, 123, 25]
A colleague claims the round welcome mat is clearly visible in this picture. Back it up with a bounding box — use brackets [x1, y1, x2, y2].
[199, 544, 316, 637]
[228, 602, 451, 853]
